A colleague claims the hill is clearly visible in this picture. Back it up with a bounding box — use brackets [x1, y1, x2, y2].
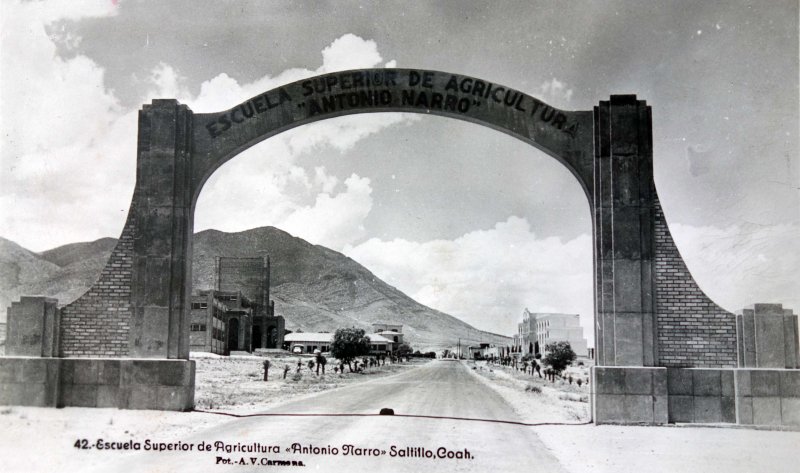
[0, 229, 509, 351]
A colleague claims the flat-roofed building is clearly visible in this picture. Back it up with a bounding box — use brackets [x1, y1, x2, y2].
[285, 332, 395, 356]
[190, 289, 254, 355]
[535, 313, 588, 357]
[371, 323, 403, 351]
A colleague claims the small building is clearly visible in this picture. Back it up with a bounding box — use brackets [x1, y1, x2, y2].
[284, 331, 395, 356]
[371, 323, 403, 351]
[469, 343, 500, 360]
[367, 333, 394, 355]
[284, 332, 333, 354]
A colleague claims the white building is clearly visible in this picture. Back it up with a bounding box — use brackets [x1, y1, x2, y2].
[284, 332, 394, 355]
[534, 313, 589, 357]
[371, 323, 404, 347]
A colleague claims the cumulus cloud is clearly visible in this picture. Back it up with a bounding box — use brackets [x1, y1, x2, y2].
[343, 216, 800, 342]
[0, 0, 131, 250]
[190, 34, 416, 249]
[345, 217, 595, 340]
[0, 1, 410, 252]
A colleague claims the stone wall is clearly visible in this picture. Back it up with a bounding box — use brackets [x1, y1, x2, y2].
[654, 199, 738, 367]
[0, 357, 194, 410]
[58, 197, 137, 357]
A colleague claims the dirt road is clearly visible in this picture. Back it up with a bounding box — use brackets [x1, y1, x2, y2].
[104, 360, 567, 472]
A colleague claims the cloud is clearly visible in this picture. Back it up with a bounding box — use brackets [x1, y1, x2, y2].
[0, 0, 130, 250]
[344, 216, 800, 343]
[0, 7, 412, 252]
[539, 77, 573, 105]
[669, 222, 800, 313]
[190, 34, 417, 249]
[280, 174, 373, 250]
[345, 216, 595, 341]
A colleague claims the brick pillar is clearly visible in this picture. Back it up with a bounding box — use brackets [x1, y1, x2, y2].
[129, 100, 193, 359]
[593, 95, 657, 367]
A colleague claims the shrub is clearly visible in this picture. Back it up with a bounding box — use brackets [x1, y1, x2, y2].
[292, 372, 303, 382]
[576, 378, 583, 387]
[331, 328, 371, 372]
[543, 341, 577, 376]
[525, 384, 542, 394]
[396, 343, 414, 357]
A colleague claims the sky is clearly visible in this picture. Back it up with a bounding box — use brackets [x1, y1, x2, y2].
[1, 0, 798, 342]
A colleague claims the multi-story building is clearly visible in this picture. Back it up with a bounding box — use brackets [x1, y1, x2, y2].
[511, 309, 590, 358]
[189, 256, 286, 355]
[216, 256, 285, 350]
[190, 290, 254, 355]
[517, 308, 538, 355]
[534, 313, 589, 357]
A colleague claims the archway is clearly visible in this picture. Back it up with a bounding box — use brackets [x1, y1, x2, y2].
[227, 317, 239, 353]
[252, 325, 262, 350]
[44, 68, 744, 423]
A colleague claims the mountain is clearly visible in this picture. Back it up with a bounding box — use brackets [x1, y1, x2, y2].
[0, 229, 510, 350]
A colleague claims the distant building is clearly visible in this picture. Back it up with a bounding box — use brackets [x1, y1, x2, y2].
[511, 309, 589, 358]
[190, 289, 257, 354]
[285, 332, 395, 356]
[189, 256, 285, 355]
[469, 343, 500, 360]
[216, 257, 285, 350]
[372, 323, 404, 348]
[284, 332, 333, 354]
[516, 308, 539, 355]
[534, 313, 588, 357]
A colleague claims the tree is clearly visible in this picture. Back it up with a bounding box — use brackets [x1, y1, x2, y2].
[331, 328, 371, 372]
[543, 341, 577, 376]
[396, 342, 413, 358]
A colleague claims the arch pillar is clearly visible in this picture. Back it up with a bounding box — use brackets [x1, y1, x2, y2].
[129, 99, 194, 359]
[593, 95, 657, 367]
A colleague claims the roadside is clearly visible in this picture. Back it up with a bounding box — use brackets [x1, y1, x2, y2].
[192, 351, 427, 413]
[465, 359, 591, 423]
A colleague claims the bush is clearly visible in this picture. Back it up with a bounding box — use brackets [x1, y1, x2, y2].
[396, 343, 414, 357]
[291, 372, 302, 382]
[576, 378, 583, 387]
[525, 384, 542, 394]
[331, 328, 371, 372]
[543, 341, 577, 376]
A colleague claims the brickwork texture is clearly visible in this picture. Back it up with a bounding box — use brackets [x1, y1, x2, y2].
[58, 198, 136, 357]
[655, 199, 738, 367]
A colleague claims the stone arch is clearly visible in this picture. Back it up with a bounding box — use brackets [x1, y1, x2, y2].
[47, 69, 742, 420]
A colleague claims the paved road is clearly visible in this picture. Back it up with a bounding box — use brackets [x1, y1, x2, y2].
[106, 360, 567, 472]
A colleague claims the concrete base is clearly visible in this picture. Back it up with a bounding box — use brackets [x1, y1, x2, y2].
[593, 366, 800, 427]
[0, 357, 194, 411]
[592, 366, 668, 425]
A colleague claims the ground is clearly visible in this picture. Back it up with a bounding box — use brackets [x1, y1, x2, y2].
[0, 358, 797, 472]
